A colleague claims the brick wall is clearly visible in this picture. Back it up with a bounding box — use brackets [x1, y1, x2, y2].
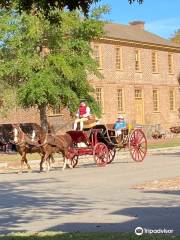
[0, 107, 40, 125]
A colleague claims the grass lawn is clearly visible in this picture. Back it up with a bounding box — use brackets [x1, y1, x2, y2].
[148, 138, 180, 149]
[0, 153, 41, 162]
[0, 232, 179, 240]
[0, 153, 62, 163]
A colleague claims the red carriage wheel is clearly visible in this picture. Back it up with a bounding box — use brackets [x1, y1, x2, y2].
[93, 142, 109, 166]
[107, 147, 116, 164]
[71, 155, 78, 168]
[129, 129, 147, 162]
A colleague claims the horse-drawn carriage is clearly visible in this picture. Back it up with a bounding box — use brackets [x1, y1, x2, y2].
[67, 124, 147, 167]
[10, 121, 147, 172]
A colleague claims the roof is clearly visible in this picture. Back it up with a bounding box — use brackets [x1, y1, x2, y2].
[103, 23, 180, 49]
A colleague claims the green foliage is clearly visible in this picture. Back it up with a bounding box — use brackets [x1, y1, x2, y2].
[0, 85, 17, 117]
[171, 30, 180, 87]
[0, 0, 101, 19]
[0, 0, 143, 17]
[0, 7, 105, 120]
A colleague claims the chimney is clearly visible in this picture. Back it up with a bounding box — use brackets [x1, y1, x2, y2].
[129, 21, 145, 30]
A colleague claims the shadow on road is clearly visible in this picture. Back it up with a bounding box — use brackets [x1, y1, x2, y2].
[0, 178, 94, 234]
[154, 152, 180, 157]
[45, 204, 180, 234]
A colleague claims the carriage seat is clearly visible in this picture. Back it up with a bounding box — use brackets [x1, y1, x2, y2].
[67, 130, 91, 147]
[75, 116, 99, 130]
[106, 124, 129, 135]
[83, 115, 100, 129]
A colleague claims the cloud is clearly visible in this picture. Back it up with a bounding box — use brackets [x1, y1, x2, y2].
[146, 17, 180, 39]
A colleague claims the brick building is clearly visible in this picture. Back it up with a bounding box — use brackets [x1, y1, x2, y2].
[0, 21, 180, 131]
[90, 21, 180, 130]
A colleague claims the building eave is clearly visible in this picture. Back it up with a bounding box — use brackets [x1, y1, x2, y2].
[93, 37, 180, 53]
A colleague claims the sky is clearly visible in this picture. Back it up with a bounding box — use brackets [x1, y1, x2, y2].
[93, 0, 180, 39]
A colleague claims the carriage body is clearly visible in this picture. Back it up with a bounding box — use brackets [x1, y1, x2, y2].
[67, 129, 110, 166]
[92, 124, 147, 162]
[66, 123, 147, 167]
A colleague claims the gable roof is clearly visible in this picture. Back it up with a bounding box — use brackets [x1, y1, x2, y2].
[103, 23, 180, 49]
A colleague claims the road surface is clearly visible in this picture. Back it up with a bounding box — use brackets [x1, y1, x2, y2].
[0, 150, 180, 235]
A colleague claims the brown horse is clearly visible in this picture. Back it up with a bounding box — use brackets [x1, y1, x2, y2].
[39, 132, 75, 171]
[30, 123, 75, 171]
[12, 124, 54, 172]
[12, 124, 75, 172]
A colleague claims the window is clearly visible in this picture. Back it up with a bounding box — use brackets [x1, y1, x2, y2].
[115, 47, 123, 70]
[49, 105, 61, 115]
[153, 89, 159, 112]
[95, 88, 103, 109]
[168, 53, 174, 74]
[93, 45, 102, 68]
[135, 89, 142, 99]
[152, 51, 158, 73]
[135, 49, 141, 72]
[169, 89, 175, 111]
[117, 89, 124, 112]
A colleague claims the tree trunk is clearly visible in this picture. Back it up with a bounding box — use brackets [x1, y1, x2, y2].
[38, 104, 48, 132]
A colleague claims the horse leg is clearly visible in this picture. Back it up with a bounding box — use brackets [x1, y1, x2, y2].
[46, 155, 51, 172]
[40, 152, 50, 172]
[62, 150, 73, 170]
[25, 161, 31, 171]
[40, 155, 45, 172]
[23, 153, 31, 171]
[62, 157, 67, 171]
[18, 149, 25, 173]
[19, 155, 24, 174]
[62, 151, 68, 171]
[50, 154, 55, 164]
[67, 158, 73, 169]
[46, 154, 55, 171]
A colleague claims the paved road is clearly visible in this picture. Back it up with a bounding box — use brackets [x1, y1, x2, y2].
[0, 150, 180, 235]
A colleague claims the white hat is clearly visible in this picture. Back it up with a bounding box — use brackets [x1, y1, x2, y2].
[80, 102, 86, 106]
[118, 115, 124, 119]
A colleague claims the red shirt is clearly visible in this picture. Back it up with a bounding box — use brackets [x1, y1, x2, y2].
[79, 106, 87, 116]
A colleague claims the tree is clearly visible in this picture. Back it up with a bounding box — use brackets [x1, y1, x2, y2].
[0, 8, 107, 130]
[171, 31, 180, 86]
[0, 0, 143, 19]
[171, 30, 180, 118]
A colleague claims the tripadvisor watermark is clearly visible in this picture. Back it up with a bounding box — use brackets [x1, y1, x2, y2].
[135, 226, 174, 236]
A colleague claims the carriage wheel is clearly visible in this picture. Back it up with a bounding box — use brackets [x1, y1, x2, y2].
[93, 142, 109, 166]
[71, 155, 78, 168]
[107, 147, 116, 164]
[129, 129, 147, 162]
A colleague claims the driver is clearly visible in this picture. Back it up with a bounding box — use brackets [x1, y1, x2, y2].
[73, 101, 91, 131]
